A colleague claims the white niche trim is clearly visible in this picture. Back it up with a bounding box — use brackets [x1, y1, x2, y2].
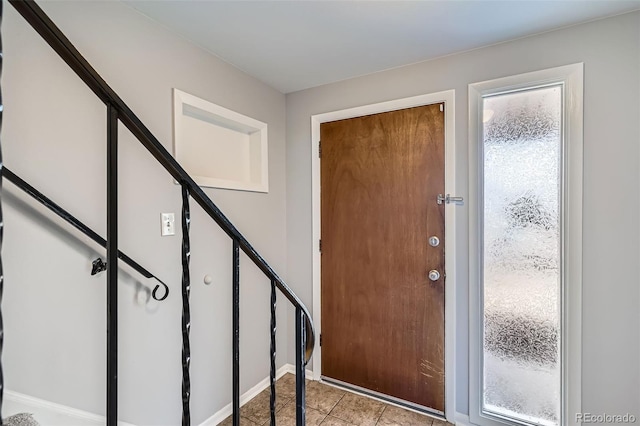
[173, 89, 269, 193]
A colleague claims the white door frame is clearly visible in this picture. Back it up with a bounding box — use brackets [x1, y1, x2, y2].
[310, 90, 457, 421]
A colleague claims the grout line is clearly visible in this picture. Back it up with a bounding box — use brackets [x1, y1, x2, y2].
[373, 403, 386, 425]
[319, 378, 446, 423]
[374, 404, 389, 425]
[325, 390, 346, 418]
[243, 373, 448, 426]
[248, 416, 263, 426]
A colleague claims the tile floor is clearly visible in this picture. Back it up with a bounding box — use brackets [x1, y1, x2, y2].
[220, 374, 453, 426]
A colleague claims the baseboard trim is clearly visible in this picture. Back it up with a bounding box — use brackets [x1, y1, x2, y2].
[6, 364, 315, 426]
[199, 364, 312, 426]
[455, 412, 472, 426]
[5, 390, 136, 426]
[281, 362, 314, 381]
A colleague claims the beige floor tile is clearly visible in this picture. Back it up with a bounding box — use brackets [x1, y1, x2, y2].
[321, 415, 356, 426]
[328, 392, 385, 426]
[306, 381, 346, 414]
[275, 400, 327, 425]
[221, 376, 449, 426]
[431, 419, 454, 426]
[376, 405, 434, 426]
[218, 415, 261, 426]
[275, 373, 298, 401]
[240, 389, 288, 425]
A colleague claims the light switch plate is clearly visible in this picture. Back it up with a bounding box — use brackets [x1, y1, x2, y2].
[161, 213, 175, 236]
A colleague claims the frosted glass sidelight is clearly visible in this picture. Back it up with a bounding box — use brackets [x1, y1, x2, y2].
[482, 85, 562, 426]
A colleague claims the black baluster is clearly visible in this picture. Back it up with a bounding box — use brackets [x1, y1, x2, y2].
[232, 240, 240, 426]
[181, 185, 191, 426]
[106, 104, 118, 426]
[295, 307, 306, 426]
[0, 2, 5, 421]
[269, 280, 277, 426]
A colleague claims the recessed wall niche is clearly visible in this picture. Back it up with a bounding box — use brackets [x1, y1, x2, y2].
[173, 89, 268, 193]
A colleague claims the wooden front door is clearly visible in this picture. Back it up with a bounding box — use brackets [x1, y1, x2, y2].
[320, 103, 445, 412]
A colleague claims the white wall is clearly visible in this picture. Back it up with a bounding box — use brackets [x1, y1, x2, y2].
[3, 1, 290, 424]
[285, 11, 640, 419]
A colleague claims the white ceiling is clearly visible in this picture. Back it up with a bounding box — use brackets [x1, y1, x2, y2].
[124, 0, 640, 94]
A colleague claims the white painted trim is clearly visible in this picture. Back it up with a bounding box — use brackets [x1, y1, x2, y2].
[280, 363, 315, 381]
[173, 88, 269, 193]
[5, 390, 136, 426]
[198, 364, 313, 426]
[310, 90, 457, 422]
[455, 412, 473, 426]
[468, 63, 583, 426]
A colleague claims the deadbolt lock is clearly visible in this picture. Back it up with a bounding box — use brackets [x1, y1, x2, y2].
[429, 236, 440, 247]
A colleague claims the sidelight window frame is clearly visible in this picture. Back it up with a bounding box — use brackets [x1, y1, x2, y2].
[468, 63, 583, 426]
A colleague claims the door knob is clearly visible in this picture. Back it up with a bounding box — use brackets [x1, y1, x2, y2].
[428, 270, 441, 281]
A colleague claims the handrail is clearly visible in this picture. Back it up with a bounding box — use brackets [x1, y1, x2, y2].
[7, 0, 315, 360]
[2, 167, 170, 301]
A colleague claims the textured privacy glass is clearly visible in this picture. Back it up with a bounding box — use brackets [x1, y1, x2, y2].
[482, 86, 561, 426]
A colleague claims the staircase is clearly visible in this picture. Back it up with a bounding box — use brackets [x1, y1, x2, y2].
[0, 0, 315, 425]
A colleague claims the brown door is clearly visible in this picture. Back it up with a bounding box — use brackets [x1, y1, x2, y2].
[320, 103, 445, 412]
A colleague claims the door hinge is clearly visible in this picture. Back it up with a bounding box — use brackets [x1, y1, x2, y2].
[319, 239, 322, 253]
[319, 334, 322, 346]
[318, 141, 322, 158]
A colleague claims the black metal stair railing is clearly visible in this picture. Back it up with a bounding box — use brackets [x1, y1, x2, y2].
[181, 185, 192, 426]
[106, 102, 119, 424]
[0, 2, 5, 424]
[1, 167, 170, 301]
[232, 240, 241, 425]
[270, 279, 277, 426]
[3, 1, 316, 426]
